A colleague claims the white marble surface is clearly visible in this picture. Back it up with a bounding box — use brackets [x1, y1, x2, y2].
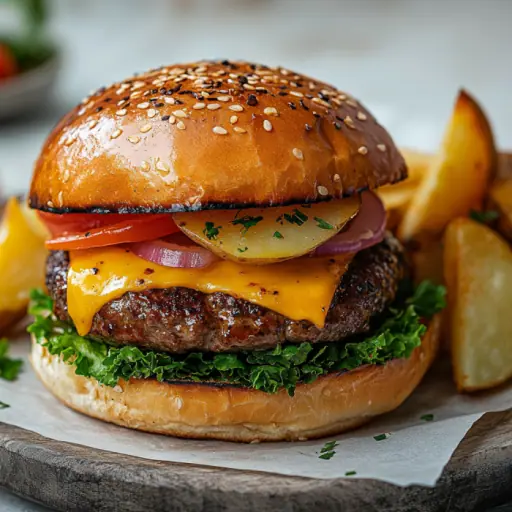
[1, 0, 511, 510]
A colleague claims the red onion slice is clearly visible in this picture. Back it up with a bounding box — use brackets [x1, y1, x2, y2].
[129, 233, 218, 268]
[314, 191, 386, 256]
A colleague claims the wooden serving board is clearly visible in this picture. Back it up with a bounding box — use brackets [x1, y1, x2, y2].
[1, 410, 512, 512]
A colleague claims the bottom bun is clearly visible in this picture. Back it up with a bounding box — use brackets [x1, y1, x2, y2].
[31, 315, 440, 442]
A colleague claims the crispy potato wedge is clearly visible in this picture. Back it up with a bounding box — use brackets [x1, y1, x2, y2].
[489, 179, 512, 242]
[444, 217, 512, 392]
[0, 197, 48, 333]
[398, 90, 496, 242]
[399, 148, 434, 184]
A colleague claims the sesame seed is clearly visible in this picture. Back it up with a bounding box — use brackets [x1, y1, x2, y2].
[140, 124, 152, 133]
[213, 126, 228, 135]
[88, 120, 98, 129]
[229, 105, 244, 112]
[346, 99, 358, 108]
[230, 115, 238, 124]
[358, 146, 368, 155]
[333, 174, 341, 182]
[263, 120, 273, 132]
[64, 135, 77, 146]
[47, 200, 54, 208]
[176, 121, 186, 130]
[137, 102, 150, 109]
[128, 135, 140, 144]
[161, 115, 170, 121]
[116, 109, 127, 116]
[156, 161, 170, 174]
[169, 115, 176, 125]
[147, 108, 157, 118]
[290, 91, 304, 98]
[141, 161, 150, 171]
[243, 84, 255, 90]
[111, 128, 122, 139]
[164, 97, 176, 105]
[377, 144, 387, 152]
[193, 102, 206, 110]
[57, 191, 63, 206]
[62, 169, 70, 183]
[292, 148, 304, 160]
[317, 185, 329, 196]
[357, 111, 367, 121]
[233, 126, 247, 134]
[344, 116, 355, 129]
[174, 110, 189, 118]
[312, 97, 330, 107]
[218, 95, 231, 102]
[263, 107, 279, 116]
[207, 104, 221, 110]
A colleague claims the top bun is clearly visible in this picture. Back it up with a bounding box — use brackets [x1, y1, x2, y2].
[29, 60, 406, 213]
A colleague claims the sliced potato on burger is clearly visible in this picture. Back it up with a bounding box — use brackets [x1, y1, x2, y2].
[174, 196, 360, 263]
[398, 90, 496, 242]
[444, 217, 512, 392]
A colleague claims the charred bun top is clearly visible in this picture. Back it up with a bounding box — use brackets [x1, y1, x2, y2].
[29, 60, 407, 213]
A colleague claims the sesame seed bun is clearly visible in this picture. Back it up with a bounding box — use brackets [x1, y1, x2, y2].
[30, 315, 440, 442]
[29, 60, 406, 213]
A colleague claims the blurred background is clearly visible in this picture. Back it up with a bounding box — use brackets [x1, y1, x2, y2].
[0, 0, 511, 196]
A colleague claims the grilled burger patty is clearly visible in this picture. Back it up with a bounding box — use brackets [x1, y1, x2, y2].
[46, 233, 407, 353]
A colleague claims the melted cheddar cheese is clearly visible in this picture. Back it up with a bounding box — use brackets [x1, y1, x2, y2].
[67, 247, 353, 336]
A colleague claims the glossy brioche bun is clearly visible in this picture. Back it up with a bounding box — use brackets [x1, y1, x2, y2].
[30, 60, 406, 214]
[30, 315, 439, 442]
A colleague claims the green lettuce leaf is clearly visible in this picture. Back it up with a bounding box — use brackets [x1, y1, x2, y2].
[27, 282, 445, 396]
[0, 339, 23, 381]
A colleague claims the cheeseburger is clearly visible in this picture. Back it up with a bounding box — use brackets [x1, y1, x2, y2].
[28, 60, 444, 442]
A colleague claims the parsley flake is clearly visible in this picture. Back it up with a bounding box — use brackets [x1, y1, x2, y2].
[345, 471, 357, 476]
[320, 440, 339, 453]
[420, 413, 434, 422]
[273, 231, 284, 239]
[373, 433, 390, 441]
[237, 247, 248, 253]
[469, 209, 500, 224]
[0, 339, 22, 381]
[314, 217, 334, 230]
[232, 215, 263, 234]
[319, 451, 336, 460]
[278, 208, 309, 226]
[203, 222, 222, 240]
[0, 401, 9, 409]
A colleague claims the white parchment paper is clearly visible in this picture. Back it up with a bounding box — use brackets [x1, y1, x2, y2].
[1, 336, 511, 486]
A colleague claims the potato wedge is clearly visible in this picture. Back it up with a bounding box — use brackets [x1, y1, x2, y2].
[398, 90, 496, 242]
[444, 217, 512, 392]
[489, 179, 512, 242]
[400, 148, 434, 184]
[0, 197, 48, 333]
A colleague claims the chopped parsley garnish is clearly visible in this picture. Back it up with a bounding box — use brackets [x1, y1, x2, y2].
[314, 217, 334, 230]
[273, 231, 284, 239]
[0, 339, 22, 381]
[420, 413, 434, 422]
[319, 441, 339, 460]
[231, 215, 263, 234]
[0, 401, 9, 409]
[373, 433, 390, 441]
[469, 209, 500, 224]
[203, 222, 222, 240]
[27, 282, 445, 396]
[345, 471, 357, 476]
[278, 209, 309, 226]
[237, 247, 248, 253]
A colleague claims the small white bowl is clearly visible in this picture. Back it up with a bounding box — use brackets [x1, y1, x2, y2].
[0, 52, 60, 121]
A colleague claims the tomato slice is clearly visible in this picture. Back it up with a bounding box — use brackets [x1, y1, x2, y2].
[41, 213, 180, 250]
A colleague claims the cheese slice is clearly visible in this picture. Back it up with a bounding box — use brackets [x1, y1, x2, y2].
[67, 247, 353, 336]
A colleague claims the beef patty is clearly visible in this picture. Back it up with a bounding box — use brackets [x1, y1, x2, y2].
[46, 233, 407, 353]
